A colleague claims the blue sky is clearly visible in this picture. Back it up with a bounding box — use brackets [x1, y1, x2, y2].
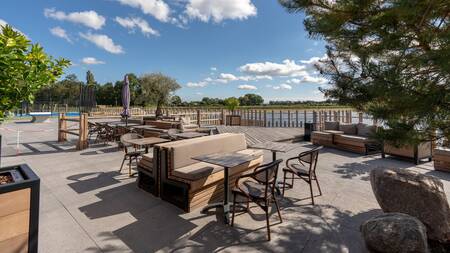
[1, 0, 329, 102]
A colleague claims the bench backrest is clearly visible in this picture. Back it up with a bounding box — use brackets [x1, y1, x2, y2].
[169, 133, 247, 170]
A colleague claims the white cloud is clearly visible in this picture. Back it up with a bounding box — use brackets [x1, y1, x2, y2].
[186, 81, 207, 88]
[50, 26, 71, 43]
[185, 0, 257, 23]
[218, 73, 238, 82]
[81, 57, 105, 65]
[115, 17, 159, 37]
[117, 0, 171, 22]
[79, 32, 124, 54]
[44, 8, 106, 30]
[286, 76, 328, 85]
[238, 84, 257, 90]
[210, 67, 217, 71]
[272, 84, 292, 90]
[239, 59, 308, 77]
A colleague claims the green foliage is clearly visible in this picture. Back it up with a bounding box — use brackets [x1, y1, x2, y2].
[35, 74, 83, 105]
[239, 93, 264, 106]
[280, 0, 450, 145]
[224, 97, 240, 112]
[170, 95, 182, 106]
[0, 25, 70, 121]
[86, 70, 96, 86]
[136, 73, 181, 116]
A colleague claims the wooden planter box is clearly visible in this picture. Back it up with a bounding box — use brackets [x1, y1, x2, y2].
[0, 164, 40, 253]
[434, 148, 450, 172]
[225, 115, 241, 126]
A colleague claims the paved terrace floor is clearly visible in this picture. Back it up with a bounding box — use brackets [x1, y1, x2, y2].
[1, 119, 449, 253]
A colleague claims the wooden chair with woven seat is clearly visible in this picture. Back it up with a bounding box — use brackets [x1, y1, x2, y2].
[282, 146, 323, 205]
[119, 133, 145, 176]
[231, 159, 283, 241]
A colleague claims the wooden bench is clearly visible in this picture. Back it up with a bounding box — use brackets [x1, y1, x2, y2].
[155, 133, 263, 212]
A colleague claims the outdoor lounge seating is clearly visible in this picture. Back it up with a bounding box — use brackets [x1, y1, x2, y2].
[282, 146, 322, 205]
[434, 147, 450, 172]
[382, 142, 433, 165]
[311, 122, 379, 154]
[231, 159, 283, 241]
[155, 133, 263, 212]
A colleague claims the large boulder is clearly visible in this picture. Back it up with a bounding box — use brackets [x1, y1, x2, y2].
[361, 213, 429, 253]
[370, 168, 450, 242]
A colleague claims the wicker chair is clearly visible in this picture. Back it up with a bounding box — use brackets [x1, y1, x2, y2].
[119, 133, 145, 176]
[282, 146, 323, 205]
[231, 159, 283, 241]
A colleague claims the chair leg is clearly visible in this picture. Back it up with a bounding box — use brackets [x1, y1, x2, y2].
[315, 174, 322, 196]
[265, 205, 271, 241]
[291, 175, 294, 188]
[128, 157, 132, 176]
[273, 196, 283, 223]
[119, 156, 126, 173]
[309, 181, 315, 205]
[246, 198, 250, 210]
[231, 193, 237, 226]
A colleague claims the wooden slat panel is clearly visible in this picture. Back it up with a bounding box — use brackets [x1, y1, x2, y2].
[0, 189, 30, 218]
[0, 210, 30, 242]
[0, 233, 28, 253]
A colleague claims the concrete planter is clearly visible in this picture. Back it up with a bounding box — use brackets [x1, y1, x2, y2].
[0, 164, 40, 253]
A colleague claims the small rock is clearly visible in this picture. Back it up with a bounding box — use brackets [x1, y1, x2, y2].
[370, 168, 450, 242]
[361, 213, 429, 253]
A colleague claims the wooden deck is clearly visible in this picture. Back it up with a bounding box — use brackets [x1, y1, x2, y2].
[216, 126, 304, 145]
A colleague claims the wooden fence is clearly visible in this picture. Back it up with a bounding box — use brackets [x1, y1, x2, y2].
[58, 113, 89, 150]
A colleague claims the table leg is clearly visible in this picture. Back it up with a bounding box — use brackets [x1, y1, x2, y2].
[201, 167, 230, 224]
[223, 167, 230, 224]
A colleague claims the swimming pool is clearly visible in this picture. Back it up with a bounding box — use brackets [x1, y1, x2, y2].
[15, 112, 80, 117]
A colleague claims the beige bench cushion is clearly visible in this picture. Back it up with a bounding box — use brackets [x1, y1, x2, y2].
[334, 134, 369, 147]
[173, 162, 223, 180]
[171, 148, 263, 182]
[171, 133, 247, 169]
[324, 121, 339, 131]
[339, 124, 357, 135]
[357, 124, 376, 137]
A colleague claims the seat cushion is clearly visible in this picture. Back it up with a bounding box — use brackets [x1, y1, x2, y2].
[339, 124, 357, 135]
[171, 133, 247, 169]
[172, 162, 223, 181]
[284, 163, 309, 176]
[434, 147, 450, 156]
[324, 121, 339, 131]
[357, 124, 376, 137]
[233, 178, 271, 199]
[334, 134, 369, 147]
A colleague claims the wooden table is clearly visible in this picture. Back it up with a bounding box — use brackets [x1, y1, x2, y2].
[126, 137, 170, 153]
[173, 132, 208, 139]
[192, 152, 260, 224]
[250, 141, 300, 161]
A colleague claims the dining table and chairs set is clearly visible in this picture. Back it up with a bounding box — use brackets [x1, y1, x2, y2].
[192, 140, 323, 240]
[88, 119, 323, 241]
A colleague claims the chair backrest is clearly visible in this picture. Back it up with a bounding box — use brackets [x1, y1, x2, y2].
[252, 159, 283, 197]
[120, 133, 142, 152]
[298, 146, 322, 174]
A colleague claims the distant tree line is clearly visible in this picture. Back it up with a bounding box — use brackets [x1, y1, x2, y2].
[35, 70, 337, 109]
